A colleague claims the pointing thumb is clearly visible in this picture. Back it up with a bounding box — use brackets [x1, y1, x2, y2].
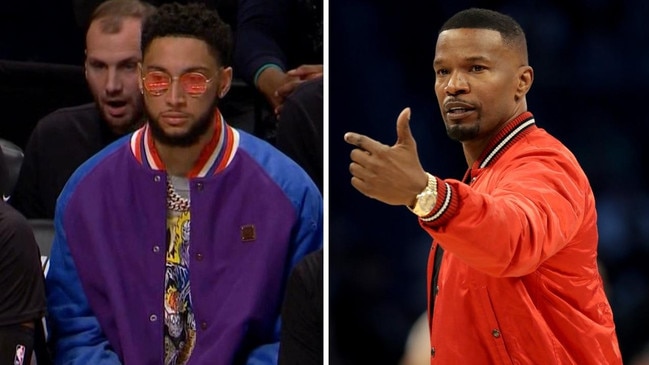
[395, 107, 415, 146]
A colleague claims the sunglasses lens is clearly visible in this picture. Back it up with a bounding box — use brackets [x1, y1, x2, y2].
[144, 72, 170, 96]
[181, 73, 208, 95]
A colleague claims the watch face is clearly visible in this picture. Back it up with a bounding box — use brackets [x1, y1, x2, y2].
[419, 192, 436, 210]
[415, 191, 436, 216]
[410, 174, 437, 217]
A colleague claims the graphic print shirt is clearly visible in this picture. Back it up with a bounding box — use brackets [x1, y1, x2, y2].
[164, 176, 196, 365]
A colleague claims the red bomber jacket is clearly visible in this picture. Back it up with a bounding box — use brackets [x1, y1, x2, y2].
[420, 112, 622, 364]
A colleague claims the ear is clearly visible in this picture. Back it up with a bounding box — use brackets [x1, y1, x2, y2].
[218, 66, 233, 98]
[515, 65, 534, 100]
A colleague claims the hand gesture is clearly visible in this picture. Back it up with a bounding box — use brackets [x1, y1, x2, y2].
[344, 107, 429, 206]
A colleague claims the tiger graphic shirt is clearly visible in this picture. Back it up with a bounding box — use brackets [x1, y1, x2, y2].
[164, 176, 196, 365]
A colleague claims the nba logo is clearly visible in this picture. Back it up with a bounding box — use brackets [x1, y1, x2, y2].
[13, 344, 25, 365]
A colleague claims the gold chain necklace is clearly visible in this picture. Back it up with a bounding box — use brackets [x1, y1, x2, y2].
[166, 177, 190, 212]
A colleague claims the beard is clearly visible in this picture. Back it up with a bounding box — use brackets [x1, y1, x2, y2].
[445, 122, 480, 142]
[146, 99, 218, 147]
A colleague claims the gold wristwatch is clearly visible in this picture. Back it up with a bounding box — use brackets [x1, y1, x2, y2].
[407, 173, 438, 217]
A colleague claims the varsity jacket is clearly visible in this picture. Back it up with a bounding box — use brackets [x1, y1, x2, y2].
[45, 112, 323, 365]
[420, 112, 622, 364]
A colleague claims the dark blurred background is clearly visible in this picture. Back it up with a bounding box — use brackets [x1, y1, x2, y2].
[329, 1, 649, 364]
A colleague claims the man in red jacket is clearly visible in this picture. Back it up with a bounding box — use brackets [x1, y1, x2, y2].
[344, 8, 622, 365]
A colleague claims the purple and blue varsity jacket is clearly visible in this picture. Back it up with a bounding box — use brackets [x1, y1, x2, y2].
[45, 114, 323, 365]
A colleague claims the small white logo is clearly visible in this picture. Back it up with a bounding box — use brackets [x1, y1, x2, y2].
[14, 344, 25, 365]
[2, 194, 10, 202]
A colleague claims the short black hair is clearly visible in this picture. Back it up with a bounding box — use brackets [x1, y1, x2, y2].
[440, 8, 527, 61]
[141, 2, 232, 67]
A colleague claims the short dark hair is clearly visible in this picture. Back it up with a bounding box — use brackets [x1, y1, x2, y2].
[89, 0, 156, 34]
[440, 8, 527, 62]
[141, 2, 232, 67]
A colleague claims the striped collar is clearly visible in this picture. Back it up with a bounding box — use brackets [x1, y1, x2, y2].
[475, 112, 536, 169]
[129, 110, 240, 178]
[463, 112, 536, 184]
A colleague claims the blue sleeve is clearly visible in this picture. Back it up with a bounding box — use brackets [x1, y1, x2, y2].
[46, 209, 121, 364]
[246, 343, 280, 364]
[289, 182, 323, 267]
[248, 176, 323, 365]
[237, 131, 323, 365]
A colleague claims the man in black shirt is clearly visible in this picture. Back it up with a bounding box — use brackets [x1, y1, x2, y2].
[275, 76, 323, 193]
[10, 0, 155, 219]
[278, 249, 323, 364]
[0, 148, 46, 365]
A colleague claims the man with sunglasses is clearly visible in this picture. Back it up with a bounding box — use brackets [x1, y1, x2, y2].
[45, 3, 323, 364]
[10, 0, 155, 219]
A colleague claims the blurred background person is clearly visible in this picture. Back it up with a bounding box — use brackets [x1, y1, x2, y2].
[234, 0, 323, 140]
[0, 147, 47, 365]
[9, 0, 155, 219]
[274, 76, 323, 193]
[398, 311, 428, 365]
[279, 249, 323, 365]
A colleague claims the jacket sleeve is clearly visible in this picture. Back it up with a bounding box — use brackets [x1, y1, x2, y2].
[46, 216, 121, 364]
[422, 150, 591, 277]
[287, 183, 323, 267]
[247, 183, 323, 365]
[234, 0, 290, 85]
[246, 343, 280, 364]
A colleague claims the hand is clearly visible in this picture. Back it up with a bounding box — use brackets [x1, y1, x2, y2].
[286, 64, 323, 81]
[344, 107, 429, 206]
[274, 64, 324, 116]
[256, 67, 298, 110]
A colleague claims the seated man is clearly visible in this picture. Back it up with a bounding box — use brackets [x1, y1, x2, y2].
[0, 148, 47, 365]
[10, 0, 155, 219]
[278, 249, 323, 364]
[274, 76, 323, 193]
[45, 3, 323, 364]
[234, 0, 322, 138]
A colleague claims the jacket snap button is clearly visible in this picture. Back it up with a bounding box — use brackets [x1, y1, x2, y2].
[492, 329, 501, 338]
